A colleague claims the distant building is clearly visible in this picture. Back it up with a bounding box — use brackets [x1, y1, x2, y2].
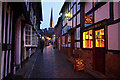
[54, 16, 62, 51]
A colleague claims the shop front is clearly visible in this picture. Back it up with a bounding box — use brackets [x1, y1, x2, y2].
[82, 19, 107, 74]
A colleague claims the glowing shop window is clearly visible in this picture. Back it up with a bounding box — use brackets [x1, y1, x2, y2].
[83, 30, 93, 48]
[95, 29, 104, 47]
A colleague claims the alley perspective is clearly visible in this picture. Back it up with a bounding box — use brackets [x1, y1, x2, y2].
[0, 0, 120, 80]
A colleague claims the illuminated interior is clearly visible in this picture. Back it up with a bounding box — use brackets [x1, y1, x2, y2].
[95, 29, 104, 47]
[83, 30, 93, 48]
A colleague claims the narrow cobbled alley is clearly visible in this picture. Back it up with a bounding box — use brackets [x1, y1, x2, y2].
[15, 45, 94, 79]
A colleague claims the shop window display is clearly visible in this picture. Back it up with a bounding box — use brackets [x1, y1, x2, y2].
[95, 29, 104, 47]
[83, 30, 93, 48]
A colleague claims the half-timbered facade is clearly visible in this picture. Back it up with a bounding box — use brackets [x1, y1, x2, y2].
[59, 0, 120, 78]
[0, 2, 43, 79]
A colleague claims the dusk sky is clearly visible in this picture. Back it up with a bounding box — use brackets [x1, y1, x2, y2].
[40, 1, 65, 29]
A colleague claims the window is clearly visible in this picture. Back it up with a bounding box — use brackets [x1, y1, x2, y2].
[83, 30, 93, 48]
[95, 29, 104, 47]
[77, 27, 80, 40]
[25, 26, 32, 46]
[32, 31, 37, 45]
[24, 25, 37, 47]
[62, 36, 65, 44]
[77, 13, 80, 25]
[73, 16, 76, 27]
[76, 42, 80, 48]
[68, 34, 71, 42]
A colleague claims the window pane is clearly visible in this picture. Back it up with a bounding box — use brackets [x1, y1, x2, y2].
[83, 30, 93, 48]
[95, 29, 104, 47]
[73, 16, 76, 27]
[77, 13, 80, 25]
[68, 34, 71, 42]
[77, 27, 80, 40]
[77, 42, 80, 48]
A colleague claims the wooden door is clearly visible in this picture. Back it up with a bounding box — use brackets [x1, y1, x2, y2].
[93, 28, 105, 74]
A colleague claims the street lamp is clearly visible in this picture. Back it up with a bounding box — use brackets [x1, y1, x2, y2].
[65, 12, 72, 20]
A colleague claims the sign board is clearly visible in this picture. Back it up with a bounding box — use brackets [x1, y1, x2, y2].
[74, 58, 85, 72]
[85, 15, 93, 24]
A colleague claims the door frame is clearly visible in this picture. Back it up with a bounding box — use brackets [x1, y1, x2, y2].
[93, 25, 107, 74]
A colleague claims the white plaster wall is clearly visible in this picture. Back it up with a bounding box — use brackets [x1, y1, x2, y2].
[5, 51, 8, 77]
[0, 1, 2, 43]
[7, 7, 10, 44]
[119, 22, 120, 49]
[1, 51, 5, 79]
[0, 2, 2, 79]
[108, 22, 119, 50]
[114, 2, 120, 20]
[8, 51, 11, 73]
[85, 2, 92, 13]
[95, 2, 109, 23]
[10, 11, 13, 44]
[15, 18, 21, 65]
[3, 3, 7, 44]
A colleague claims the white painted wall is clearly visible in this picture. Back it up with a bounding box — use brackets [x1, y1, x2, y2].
[108, 22, 120, 50]
[85, 2, 92, 13]
[114, 2, 120, 20]
[95, 2, 109, 23]
[118, 22, 120, 50]
[1, 51, 5, 79]
[5, 51, 8, 77]
[15, 18, 21, 65]
[0, 2, 2, 79]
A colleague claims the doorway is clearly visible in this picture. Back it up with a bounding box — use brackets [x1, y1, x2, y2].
[93, 28, 105, 74]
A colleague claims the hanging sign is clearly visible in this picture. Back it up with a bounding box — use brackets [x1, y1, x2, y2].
[85, 15, 93, 24]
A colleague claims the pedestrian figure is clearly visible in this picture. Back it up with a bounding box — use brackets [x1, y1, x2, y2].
[40, 39, 44, 53]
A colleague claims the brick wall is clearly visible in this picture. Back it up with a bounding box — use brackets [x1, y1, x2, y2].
[105, 52, 120, 78]
[75, 49, 93, 71]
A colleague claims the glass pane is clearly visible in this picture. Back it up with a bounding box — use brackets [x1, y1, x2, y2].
[77, 13, 80, 25]
[83, 30, 93, 48]
[95, 29, 104, 47]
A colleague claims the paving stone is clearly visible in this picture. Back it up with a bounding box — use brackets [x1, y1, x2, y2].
[29, 45, 95, 79]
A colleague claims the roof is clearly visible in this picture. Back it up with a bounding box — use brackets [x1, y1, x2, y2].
[59, 1, 69, 14]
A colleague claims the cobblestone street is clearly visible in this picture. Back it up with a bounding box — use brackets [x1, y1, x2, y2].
[24, 45, 94, 79]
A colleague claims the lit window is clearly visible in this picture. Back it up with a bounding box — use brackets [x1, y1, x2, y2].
[83, 30, 93, 48]
[95, 29, 104, 47]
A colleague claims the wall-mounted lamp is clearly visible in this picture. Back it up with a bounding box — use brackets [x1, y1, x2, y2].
[65, 12, 72, 19]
